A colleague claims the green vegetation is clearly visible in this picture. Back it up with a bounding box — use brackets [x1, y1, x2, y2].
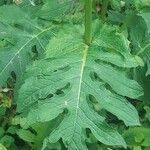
[0, 0, 150, 149]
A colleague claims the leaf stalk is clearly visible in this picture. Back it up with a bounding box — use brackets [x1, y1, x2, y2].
[84, 0, 92, 45]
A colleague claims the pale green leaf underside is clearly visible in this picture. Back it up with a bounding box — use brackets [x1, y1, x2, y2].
[17, 24, 143, 149]
[0, 5, 55, 87]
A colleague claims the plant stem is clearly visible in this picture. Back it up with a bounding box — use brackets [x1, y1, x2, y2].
[101, 0, 109, 22]
[84, 0, 92, 45]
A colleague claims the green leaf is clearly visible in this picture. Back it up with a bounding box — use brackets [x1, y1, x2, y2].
[0, 144, 7, 150]
[37, 0, 77, 21]
[123, 127, 150, 147]
[133, 146, 142, 150]
[140, 12, 150, 34]
[0, 127, 5, 139]
[0, 106, 6, 117]
[15, 118, 61, 149]
[16, 23, 143, 149]
[134, 0, 150, 9]
[0, 5, 56, 87]
[110, 0, 122, 11]
[144, 106, 150, 121]
[127, 11, 150, 104]
[0, 135, 14, 148]
[108, 10, 125, 24]
[17, 129, 36, 143]
[126, 12, 150, 76]
[133, 68, 150, 103]
[6, 126, 17, 135]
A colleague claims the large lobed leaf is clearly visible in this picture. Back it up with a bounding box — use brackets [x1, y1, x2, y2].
[0, 5, 56, 87]
[16, 22, 143, 149]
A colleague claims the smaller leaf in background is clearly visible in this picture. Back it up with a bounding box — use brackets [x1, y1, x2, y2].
[126, 11, 150, 76]
[144, 106, 150, 122]
[0, 106, 6, 117]
[37, 0, 77, 21]
[127, 9, 150, 108]
[14, 117, 62, 150]
[110, 0, 122, 11]
[42, 140, 61, 150]
[0, 144, 7, 150]
[140, 12, 150, 34]
[134, 0, 150, 9]
[6, 126, 18, 135]
[139, 74, 150, 105]
[0, 127, 5, 139]
[133, 146, 142, 150]
[141, 0, 150, 6]
[0, 135, 14, 148]
[1, 94, 12, 108]
[123, 127, 150, 148]
[108, 10, 125, 24]
[17, 129, 36, 143]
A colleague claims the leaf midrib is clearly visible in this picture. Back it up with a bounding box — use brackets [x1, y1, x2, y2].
[73, 45, 88, 134]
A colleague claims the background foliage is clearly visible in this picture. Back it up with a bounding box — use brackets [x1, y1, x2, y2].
[0, 0, 150, 150]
